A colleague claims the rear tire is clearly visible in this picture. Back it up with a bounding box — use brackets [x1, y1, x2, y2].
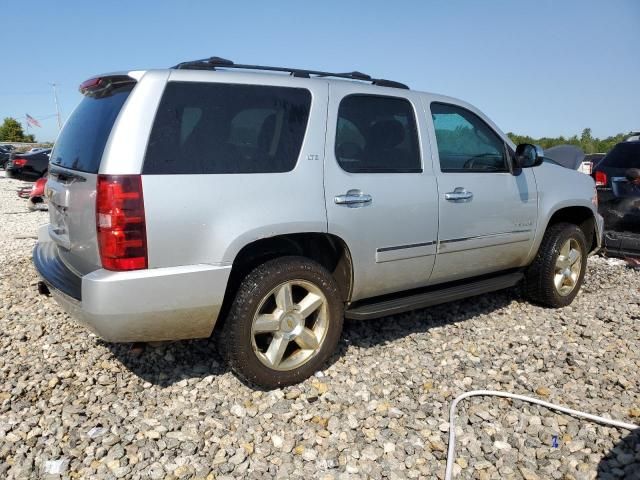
[220, 256, 343, 389]
[523, 222, 587, 308]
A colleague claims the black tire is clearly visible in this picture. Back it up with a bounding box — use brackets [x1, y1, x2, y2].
[523, 222, 587, 308]
[220, 256, 344, 389]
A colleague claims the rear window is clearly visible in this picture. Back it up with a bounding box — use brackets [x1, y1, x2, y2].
[50, 85, 133, 173]
[599, 143, 640, 169]
[143, 82, 312, 174]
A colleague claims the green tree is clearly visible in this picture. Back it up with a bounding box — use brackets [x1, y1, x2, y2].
[507, 129, 633, 154]
[580, 128, 595, 154]
[0, 117, 35, 142]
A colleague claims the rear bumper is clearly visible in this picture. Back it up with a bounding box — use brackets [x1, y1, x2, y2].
[5, 167, 38, 181]
[33, 231, 231, 342]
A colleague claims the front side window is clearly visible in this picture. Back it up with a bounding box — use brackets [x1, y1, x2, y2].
[144, 82, 312, 174]
[335, 95, 421, 173]
[430, 102, 507, 172]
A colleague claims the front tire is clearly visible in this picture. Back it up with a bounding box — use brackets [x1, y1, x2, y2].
[524, 222, 587, 308]
[220, 256, 344, 389]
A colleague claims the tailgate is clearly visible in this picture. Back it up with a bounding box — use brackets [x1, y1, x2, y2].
[47, 168, 100, 275]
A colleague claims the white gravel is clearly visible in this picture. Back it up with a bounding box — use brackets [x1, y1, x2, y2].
[0, 170, 639, 479]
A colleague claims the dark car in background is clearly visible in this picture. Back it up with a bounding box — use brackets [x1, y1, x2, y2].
[592, 141, 640, 257]
[0, 145, 13, 168]
[5, 149, 51, 181]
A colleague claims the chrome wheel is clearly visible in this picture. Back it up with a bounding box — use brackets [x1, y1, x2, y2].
[251, 280, 328, 371]
[554, 238, 582, 296]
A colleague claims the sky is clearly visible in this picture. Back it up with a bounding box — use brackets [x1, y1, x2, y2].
[1, 0, 638, 143]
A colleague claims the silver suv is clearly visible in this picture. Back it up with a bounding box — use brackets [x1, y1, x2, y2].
[34, 57, 603, 388]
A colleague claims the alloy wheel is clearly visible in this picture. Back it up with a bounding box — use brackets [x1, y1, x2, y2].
[250, 280, 329, 371]
[554, 238, 582, 296]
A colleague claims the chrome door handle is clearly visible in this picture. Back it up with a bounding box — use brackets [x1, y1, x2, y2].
[444, 187, 473, 202]
[334, 189, 372, 208]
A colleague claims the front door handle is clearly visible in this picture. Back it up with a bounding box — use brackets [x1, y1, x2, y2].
[334, 189, 372, 208]
[444, 187, 473, 202]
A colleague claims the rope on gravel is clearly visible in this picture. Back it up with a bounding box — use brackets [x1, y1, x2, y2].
[445, 390, 640, 480]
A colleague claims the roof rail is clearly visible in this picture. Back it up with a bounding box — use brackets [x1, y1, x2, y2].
[171, 57, 409, 90]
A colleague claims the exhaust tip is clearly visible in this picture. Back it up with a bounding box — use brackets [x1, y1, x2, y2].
[37, 281, 50, 296]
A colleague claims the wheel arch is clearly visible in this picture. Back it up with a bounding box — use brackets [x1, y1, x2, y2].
[548, 206, 598, 251]
[217, 233, 354, 331]
[530, 204, 599, 264]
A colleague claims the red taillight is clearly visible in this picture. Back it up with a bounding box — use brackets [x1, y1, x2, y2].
[79, 77, 102, 93]
[594, 170, 607, 187]
[13, 158, 27, 167]
[96, 175, 147, 271]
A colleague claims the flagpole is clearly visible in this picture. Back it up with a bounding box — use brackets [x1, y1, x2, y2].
[50, 82, 62, 131]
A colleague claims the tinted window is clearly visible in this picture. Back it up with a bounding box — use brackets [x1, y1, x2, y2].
[143, 82, 311, 174]
[431, 103, 507, 172]
[335, 95, 421, 173]
[51, 86, 133, 173]
[599, 143, 640, 169]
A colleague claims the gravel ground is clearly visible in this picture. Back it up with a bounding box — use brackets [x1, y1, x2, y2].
[1, 170, 639, 479]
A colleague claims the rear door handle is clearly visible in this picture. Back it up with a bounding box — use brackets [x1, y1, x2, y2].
[444, 187, 473, 202]
[334, 189, 372, 208]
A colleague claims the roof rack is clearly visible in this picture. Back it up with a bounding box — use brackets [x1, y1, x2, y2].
[171, 57, 409, 90]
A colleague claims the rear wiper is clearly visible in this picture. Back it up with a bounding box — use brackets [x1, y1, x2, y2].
[49, 166, 87, 183]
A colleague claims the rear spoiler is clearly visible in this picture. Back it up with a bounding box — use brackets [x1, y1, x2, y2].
[79, 74, 138, 98]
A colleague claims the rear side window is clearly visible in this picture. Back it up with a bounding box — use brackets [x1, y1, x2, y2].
[599, 143, 640, 169]
[335, 95, 421, 173]
[430, 102, 507, 172]
[51, 85, 133, 173]
[143, 82, 312, 174]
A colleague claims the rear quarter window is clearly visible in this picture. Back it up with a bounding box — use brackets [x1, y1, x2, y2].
[143, 82, 312, 174]
[51, 85, 133, 173]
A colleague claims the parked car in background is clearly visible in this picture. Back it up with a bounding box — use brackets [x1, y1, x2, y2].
[5, 149, 51, 181]
[17, 175, 48, 207]
[626, 132, 640, 142]
[592, 141, 640, 257]
[544, 145, 584, 170]
[0, 145, 12, 168]
[543, 145, 598, 175]
[584, 153, 606, 173]
[33, 59, 602, 388]
[29, 176, 48, 210]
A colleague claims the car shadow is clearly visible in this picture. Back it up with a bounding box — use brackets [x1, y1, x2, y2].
[103, 287, 518, 389]
[597, 428, 640, 478]
[100, 337, 228, 388]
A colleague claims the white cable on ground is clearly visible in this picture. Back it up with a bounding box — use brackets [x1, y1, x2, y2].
[444, 390, 639, 480]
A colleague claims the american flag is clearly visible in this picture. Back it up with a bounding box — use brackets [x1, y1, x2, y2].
[26, 114, 41, 128]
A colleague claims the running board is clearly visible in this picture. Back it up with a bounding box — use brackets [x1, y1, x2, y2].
[345, 272, 524, 320]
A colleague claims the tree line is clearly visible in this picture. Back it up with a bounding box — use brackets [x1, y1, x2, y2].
[507, 128, 632, 154]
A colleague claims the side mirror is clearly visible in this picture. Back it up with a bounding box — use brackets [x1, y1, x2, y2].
[514, 143, 544, 168]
